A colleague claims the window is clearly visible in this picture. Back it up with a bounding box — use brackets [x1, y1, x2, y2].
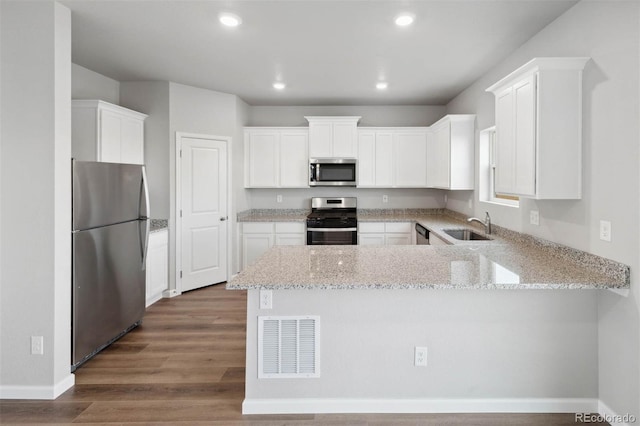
[479, 127, 519, 207]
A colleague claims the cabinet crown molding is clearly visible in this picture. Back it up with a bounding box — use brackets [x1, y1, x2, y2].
[72, 99, 148, 120]
[485, 57, 590, 94]
[305, 116, 361, 123]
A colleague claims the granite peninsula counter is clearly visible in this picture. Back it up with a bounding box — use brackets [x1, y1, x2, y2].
[230, 213, 629, 415]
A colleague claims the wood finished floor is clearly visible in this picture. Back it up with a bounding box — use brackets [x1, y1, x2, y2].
[1, 284, 607, 425]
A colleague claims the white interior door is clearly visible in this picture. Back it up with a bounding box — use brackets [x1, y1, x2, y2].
[179, 136, 228, 292]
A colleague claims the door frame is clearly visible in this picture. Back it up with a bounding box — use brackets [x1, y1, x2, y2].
[175, 132, 233, 294]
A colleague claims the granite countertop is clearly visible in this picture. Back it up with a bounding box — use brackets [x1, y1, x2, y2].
[229, 210, 630, 290]
[150, 219, 168, 233]
[237, 209, 309, 222]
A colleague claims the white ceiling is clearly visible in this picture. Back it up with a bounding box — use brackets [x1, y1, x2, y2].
[61, 0, 578, 106]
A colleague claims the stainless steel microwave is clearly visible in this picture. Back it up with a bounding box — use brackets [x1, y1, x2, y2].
[309, 158, 357, 187]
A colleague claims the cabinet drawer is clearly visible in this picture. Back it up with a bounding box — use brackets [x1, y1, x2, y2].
[359, 222, 385, 233]
[385, 222, 412, 233]
[275, 222, 305, 234]
[242, 222, 274, 233]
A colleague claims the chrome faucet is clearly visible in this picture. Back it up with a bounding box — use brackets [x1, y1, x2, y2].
[468, 212, 492, 235]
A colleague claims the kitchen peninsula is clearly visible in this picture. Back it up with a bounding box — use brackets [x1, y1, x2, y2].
[227, 213, 629, 415]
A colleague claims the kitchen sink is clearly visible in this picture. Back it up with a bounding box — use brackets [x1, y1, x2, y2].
[443, 229, 492, 241]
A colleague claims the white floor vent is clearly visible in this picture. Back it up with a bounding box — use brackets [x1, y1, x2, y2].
[258, 316, 320, 378]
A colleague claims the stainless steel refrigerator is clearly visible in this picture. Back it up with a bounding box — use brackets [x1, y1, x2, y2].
[72, 160, 150, 370]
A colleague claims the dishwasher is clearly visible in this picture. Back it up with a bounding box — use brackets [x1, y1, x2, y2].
[415, 223, 429, 245]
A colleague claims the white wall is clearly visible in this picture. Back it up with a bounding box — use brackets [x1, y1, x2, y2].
[0, 1, 73, 398]
[119, 81, 171, 219]
[248, 105, 446, 127]
[445, 1, 639, 418]
[71, 63, 120, 104]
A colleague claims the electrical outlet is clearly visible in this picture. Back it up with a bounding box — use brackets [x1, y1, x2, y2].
[259, 289, 273, 309]
[414, 346, 427, 367]
[382, 195, 389, 203]
[468, 199, 472, 209]
[31, 336, 43, 355]
[530, 210, 539, 226]
[276, 194, 283, 203]
[600, 220, 611, 242]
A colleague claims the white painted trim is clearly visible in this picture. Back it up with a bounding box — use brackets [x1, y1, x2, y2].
[242, 397, 598, 415]
[175, 132, 233, 294]
[598, 399, 637, 426]
[0, 374, 75, 400]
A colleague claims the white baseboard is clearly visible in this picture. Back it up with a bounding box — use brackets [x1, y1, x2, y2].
[0, 373, 75, 400]
[146, 291, 164, 307]
[242, 397, 599, 415]
[598, 400, 637, 426]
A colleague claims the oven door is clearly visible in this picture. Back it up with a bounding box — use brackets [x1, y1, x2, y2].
[307, 228, 357, 245]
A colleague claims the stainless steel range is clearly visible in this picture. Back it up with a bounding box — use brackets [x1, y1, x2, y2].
[306, 197, 357, 245]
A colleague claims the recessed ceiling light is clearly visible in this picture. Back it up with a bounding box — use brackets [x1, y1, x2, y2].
[395, 14, 414, 27]
[376, 82, 388, 90]
[219, 13, 242, 27]
[273, 82, 286, 90]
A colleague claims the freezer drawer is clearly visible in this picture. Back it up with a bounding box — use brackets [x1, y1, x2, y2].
[72, 219, 147, 368]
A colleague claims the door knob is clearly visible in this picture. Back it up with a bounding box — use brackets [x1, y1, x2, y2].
[220, 216, 228, 221]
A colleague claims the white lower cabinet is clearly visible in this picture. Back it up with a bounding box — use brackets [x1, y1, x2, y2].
[146, 229, 168, 307]
[428, 233, 449, 246]
[359, 222, 413, 246]
[242, 222, 306, 269]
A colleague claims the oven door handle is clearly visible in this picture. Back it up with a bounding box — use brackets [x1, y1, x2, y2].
[307, 227, 357, 232]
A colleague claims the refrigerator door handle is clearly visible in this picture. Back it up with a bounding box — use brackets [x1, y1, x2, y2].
[140, 218, 150, 270]
[139, 166, 151, 269]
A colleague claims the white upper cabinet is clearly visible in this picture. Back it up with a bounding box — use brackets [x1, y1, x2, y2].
[357, 128, 427, 188]
[426, 115, 475, 190]
[486, 57, 589, 199]
[244, 127, 309, 188]
[306, 116, 360, 158]
[72, 100, 147, 165]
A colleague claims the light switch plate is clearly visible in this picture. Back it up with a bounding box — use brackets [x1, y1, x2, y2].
[382, 195, 389, 203]
[530, 210, 539, 226]
[600, 220, 611, 242]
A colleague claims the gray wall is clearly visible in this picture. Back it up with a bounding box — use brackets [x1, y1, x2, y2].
[71, 63, 120, 104]
[168, 82, 245, 284]
[248, 105, 446, 127]
[120, 81, 171, 219]
[0, 1, 73, 395]
[246, 289, 598, 401]
[445, 1, 639, 418]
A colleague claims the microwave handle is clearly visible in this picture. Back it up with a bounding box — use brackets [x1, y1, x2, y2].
[310, 163, 317, 182]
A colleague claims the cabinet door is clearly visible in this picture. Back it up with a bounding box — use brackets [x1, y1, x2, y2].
[375, 132, 393, 187]
[99, 110, 122, 163]
[309, 122, 332, 158]
[333, 122, 357, 157]
[246, 131, 279, 187]
[494, 87, 515, 194]
[359, 233, 385, 245]
[146, 230, 168, 307]
[275, 234, 306, 246]
[429, 233, 449, 246]
[242, 233, 274, 268]
[357, 131, 376, 187]
[120, 117, 144, 165]
[385, 233, 412, 245]
[513, 75, 536, 196]
[279, 131, 308, 187]
[394, 131, 428, 187]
